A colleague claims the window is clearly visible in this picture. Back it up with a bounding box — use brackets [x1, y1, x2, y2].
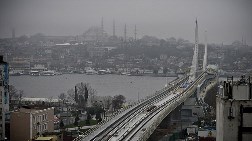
[45, 123, 47, 130]
[0, 90, 3, 103]
[33, 116, 36, 123]
[42, 114, 47, 121]
[40, 125, 42, 132]
[37, 125, 39, 131]
[4, 92, 7, 104]
[42, 124, 46, 131]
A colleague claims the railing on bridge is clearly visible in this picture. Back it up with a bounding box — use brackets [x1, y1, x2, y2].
[137, 72, 206, 141]
[73, 72, 209, 141]
[73, 76, 189, 141]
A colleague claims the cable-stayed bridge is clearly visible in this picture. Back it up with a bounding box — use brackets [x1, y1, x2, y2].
[73, 19, 216, 141]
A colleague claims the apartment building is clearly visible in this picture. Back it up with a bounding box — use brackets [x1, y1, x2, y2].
[10, 106, 54, 141]
[217, 76, 252, 141]
[0, 56, 9, 140]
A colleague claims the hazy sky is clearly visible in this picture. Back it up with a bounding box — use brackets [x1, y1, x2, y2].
[0, 0, 251, 45]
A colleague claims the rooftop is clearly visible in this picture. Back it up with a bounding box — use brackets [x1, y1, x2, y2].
[14, 106, 54, 114]
[35, 137, 53, 141]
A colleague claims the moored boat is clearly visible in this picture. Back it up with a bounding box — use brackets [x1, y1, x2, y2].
[30, 70, 40, 76]
[40, 70, 56, 76]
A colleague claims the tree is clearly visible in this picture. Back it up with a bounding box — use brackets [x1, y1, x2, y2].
[9, 85, 19, 101]
[19, 90, 24, 100]
[86, 107, 96, 115]
[103, 96, 113, 110]
[74, 86, 78, 103]
[67, 89, 75, 103]
[9, 85, 24, 102]
[58, 93, 66, 103]
[47, 96, 53, 106]
[68, 82, 96, 107]
[112, 95, 126, 110]
[60, 120, 64, 129]
[153, 68, 158, 74]
[163, 67, 168, 74]
[95, 113, 102, 122]
[74, 116, 80, 126]
[84, 85, 88, 102]
[86, 113, 91, 125]
[9, 85, 23, 110]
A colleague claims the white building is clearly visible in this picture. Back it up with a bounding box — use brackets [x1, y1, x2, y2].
[0, 56, 9, 140]
[217, 76, 252, 141]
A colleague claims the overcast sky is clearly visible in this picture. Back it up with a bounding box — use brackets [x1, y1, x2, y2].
[0, 0, 251, 45]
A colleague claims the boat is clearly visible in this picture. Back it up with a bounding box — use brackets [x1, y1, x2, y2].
[30, 71, 40, 76]
[54, 72, 62, 75]
[86, 69, 97, 75]
[9, 70, 23, 76]
[127, 72, 143, 76]
[40, 70, 55, 76]
[98, 70, 107, 75]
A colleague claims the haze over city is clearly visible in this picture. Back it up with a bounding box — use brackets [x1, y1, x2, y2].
[1, 0, 252, 141]
[0, 0, 252, 45]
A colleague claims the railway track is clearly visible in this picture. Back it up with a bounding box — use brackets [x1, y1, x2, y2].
[73, 76, 188, 141]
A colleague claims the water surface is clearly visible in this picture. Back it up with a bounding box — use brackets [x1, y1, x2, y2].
[10, 74, 175, 101]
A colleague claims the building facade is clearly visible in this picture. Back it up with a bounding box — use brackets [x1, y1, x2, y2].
[217, 76, 252, 141]
[10, 107, 54, 141]
[0, 56, 9, 140]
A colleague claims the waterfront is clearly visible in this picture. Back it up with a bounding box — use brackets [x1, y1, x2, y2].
[10, 74, 175, 102]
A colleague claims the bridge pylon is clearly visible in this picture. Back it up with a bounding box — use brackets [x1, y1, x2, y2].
[189, 19, 199, 82]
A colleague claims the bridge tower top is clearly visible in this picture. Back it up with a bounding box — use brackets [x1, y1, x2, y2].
[203, 30, 208, 71]
[189, 19, 199, 81]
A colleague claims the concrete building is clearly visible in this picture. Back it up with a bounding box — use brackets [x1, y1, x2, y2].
[87, 47, 108, 58]
[181, 97, 204, 123]
[10, 106, 54, 141]
[0, 55, 9, 140]
[217, 76, 252, 141]
[198, 127, 216, 141]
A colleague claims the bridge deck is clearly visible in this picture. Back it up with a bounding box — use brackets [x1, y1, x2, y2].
[74, 73, 209, 141]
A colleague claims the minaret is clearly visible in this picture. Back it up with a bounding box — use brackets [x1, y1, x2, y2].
[101, 17, 104, 46]
[113, 20, 115, 37]
[195, 19, 199, 73]
[134, 25, 137, 41]
[12, 28, 15, 39]
[124, 24, 127, 42]
[242, 35, 247, 46]
[101, 17, 104, 39]
[242, 35, 244, 46]
[101, 17, 104, 34]
[203, 30, 208, 71]
[190, 19, 199, 81]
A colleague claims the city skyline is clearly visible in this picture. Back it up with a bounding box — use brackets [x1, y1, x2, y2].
[0, 0, 252, 45]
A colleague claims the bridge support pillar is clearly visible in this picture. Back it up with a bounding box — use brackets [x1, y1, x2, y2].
[147, 105, 184, 141]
